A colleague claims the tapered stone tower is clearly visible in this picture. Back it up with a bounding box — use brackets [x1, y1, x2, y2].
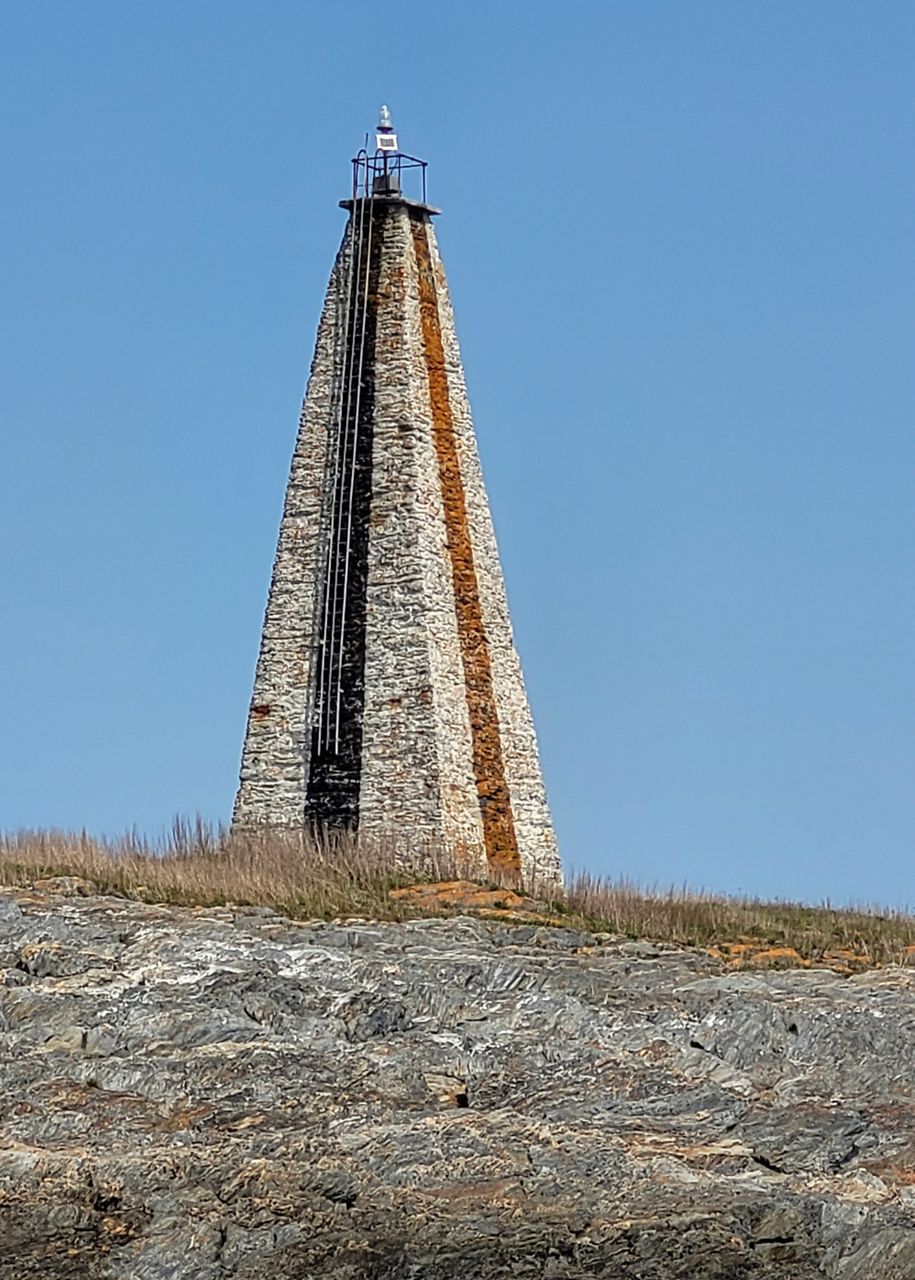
[233, 110, 561, 886]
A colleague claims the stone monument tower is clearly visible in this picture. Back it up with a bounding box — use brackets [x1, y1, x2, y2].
[233, 109, 561, 886]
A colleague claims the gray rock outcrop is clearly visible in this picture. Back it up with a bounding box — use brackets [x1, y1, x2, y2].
[0, 888, 913, 1278]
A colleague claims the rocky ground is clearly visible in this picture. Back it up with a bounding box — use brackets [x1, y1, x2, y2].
[0, 883, 913, 1278]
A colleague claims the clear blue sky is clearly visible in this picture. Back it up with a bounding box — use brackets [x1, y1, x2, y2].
[2, 2, 914, 906]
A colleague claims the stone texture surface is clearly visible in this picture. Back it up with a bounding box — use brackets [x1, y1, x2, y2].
[1, 887, 914, 1278]
[357, 205, 481, 853]
[232, 197, 561, 887]
[233, 238, 347, 827]
[426, 222, 560, 885]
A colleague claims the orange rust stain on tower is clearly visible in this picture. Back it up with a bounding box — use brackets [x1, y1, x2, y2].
[409, 217, 521, 878]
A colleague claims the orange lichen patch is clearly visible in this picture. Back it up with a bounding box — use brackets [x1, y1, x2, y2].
[744, 947, 810, 968]
[455, 888, 525, 909]
[390, 879, 479, 902]
[710, 941, 810, 969]
[390, 880, 529, 911]
[820, 947, 872, 974]
[705, 940, 876, 973]
[409, 217, 520, 880]
[389, 880, 558, 924]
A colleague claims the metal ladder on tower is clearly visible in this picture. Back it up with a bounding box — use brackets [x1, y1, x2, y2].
[313, 164, 377, 759]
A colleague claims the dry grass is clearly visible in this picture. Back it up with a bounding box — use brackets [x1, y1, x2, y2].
[1, 823, 914, 969]
[559, 872, 915, 968]
[0, 821, 459, 923]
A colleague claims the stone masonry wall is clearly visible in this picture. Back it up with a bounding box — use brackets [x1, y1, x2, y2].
[232, 237, 347, 827]
[234, 201, 562, 889]
[409, 219, 522, 877]
[425, 222, 562, 887]
[355, 207, 451, 848]
[398, 219, 488, 858]
[358, 206, 485, 861]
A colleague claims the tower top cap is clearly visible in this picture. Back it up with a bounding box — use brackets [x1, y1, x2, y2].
[346, 104, 434, 210]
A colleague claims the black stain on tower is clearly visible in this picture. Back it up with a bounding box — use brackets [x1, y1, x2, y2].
[305, 204, 384, 828]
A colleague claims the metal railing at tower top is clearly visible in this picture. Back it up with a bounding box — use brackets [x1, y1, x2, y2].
[351, 147, 428, 205]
